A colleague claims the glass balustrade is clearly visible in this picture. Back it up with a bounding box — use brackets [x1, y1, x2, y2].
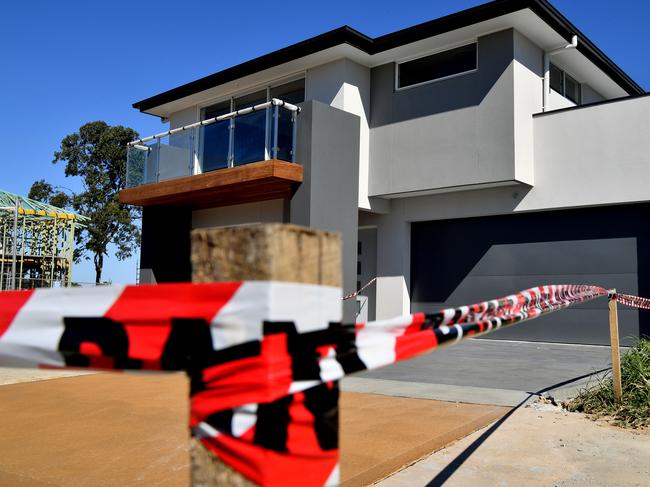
[126, 101, 298, 189]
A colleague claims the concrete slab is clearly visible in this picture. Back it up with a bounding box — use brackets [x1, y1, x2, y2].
[339, 392, 508, 487]
[0, 374, 507, 486]
[0, 373, 190, 486]
[357, 339, 615, 402]
[341, 377, 529, 407]
[377, 402, 650, 487]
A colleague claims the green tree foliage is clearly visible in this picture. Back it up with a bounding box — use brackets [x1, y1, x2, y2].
[29, 121, 140, 284]
[27, 180, 70, 210]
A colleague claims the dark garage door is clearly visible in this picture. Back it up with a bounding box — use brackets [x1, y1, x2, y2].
[411, 204, 650, 345]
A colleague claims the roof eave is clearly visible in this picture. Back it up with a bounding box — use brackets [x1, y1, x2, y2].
[132, 0, 644, 113]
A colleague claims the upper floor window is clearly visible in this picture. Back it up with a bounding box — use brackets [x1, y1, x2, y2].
[200, 78, 304, 171]
[550, 63, 581, 104]
[397, 43, 477, 89]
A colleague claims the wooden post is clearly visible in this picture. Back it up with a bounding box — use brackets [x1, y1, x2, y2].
[190, 223, 342, 486]
[608, 290, 623, 403]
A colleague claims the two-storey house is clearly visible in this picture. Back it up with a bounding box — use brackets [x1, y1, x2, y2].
[120, 0, 649, 345]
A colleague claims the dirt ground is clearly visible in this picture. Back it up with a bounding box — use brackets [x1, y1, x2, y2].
[377, 400, 650, 487]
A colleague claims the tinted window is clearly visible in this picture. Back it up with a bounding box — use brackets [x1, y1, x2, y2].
[398, 43, 477, 89]
[201, 100, 231, 172]
[564, 74, 581, 104]
[233, 90, 267, 165]
[270, 79, 304, 161]
[550, 64, 563, 94]
[270, 78, 305, 105]
[550, 63, 581, 105]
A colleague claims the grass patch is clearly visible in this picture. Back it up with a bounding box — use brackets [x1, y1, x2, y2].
[565, 339, 650, 428]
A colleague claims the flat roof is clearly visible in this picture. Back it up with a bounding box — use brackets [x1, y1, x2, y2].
[133, 0, 644, 113]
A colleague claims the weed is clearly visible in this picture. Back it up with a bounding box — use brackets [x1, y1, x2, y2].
[565, 339, 650, 428]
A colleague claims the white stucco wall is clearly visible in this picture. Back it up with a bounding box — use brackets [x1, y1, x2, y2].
[169, 106, 198, 129]
[512, 30, 543, 185]
[547, 89, 576, 110]
[528, 95, 650, 210]
[375, 276, 411, 319]
[582, 84, 605, 104]
[192, 200, 284, 228]
[306, 59, 371, 209]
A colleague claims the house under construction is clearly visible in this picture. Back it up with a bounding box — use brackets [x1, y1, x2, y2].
[0, 190, 89, 290]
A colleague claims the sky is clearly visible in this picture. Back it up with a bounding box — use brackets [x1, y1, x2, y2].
[0, 0, 648, 284]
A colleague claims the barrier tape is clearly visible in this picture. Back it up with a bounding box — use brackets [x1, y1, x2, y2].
[0, 282, 646, 486]
[342, 277, 376, 301]
[614, 292, 650, 310]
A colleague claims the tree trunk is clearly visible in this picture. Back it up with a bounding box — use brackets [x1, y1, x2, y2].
[94, 254, 103, 284]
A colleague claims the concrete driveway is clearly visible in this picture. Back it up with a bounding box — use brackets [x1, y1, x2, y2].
[343, 338, 615, 406]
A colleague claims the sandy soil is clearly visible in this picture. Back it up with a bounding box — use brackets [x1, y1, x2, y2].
[378, 400, 650, 487]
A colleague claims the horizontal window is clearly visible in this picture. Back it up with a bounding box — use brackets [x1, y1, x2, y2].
[549, 63, 581, 104]
[200, 78, 305, 170]
[397, 43, 477, 89]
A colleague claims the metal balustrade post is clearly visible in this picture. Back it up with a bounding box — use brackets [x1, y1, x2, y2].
[189, 128, 195, 176]
[142, 147, 149, 184]
[291, 110, 298, 162]
[264, 93, 271, 160]
[228, 118, 235, 168]
[156, 138, 161, 183]
[272, 105, 279, 160]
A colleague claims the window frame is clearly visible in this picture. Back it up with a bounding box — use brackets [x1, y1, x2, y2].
[563, 72, 581, 104]
[197, 76, 305, 170]
[394, 41, 479, 92]
[549, 63, 582, 105]
[196, 72, 306, 123]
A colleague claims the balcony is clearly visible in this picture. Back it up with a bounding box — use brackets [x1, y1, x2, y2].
[529, 94, 650, 210]
[120, 99, 303, 207]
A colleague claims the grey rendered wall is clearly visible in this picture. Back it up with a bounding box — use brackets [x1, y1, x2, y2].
[369, 29, 517, 196]
[292, 100, 360, 320]
[360, 94, 650, 290]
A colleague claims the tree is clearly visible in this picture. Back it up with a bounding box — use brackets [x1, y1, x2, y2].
[29, 121, 141, 284]
[28, 180, 70, 210]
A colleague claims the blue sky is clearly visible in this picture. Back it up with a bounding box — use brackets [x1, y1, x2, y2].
[1, 0, 648, 284]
